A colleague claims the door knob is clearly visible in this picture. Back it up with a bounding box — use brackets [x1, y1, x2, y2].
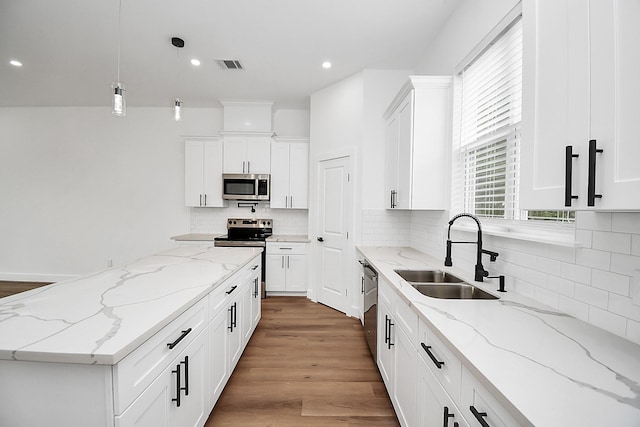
[317, 237, 324, 242]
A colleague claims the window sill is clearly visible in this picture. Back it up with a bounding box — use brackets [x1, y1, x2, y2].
[451, 221, 581, 248]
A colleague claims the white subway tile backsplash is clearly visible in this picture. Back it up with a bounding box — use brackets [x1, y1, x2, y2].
[547, 275, 575, 297]
[612, 212, 640, 234]
[608, 294, 640, 323]
[574, 283, 609, 309]
[558, 296, 589, 321]
[576, 211, 611, 231]
[610, 253, 640, 277]
[627, 319, 640, 344]
[560, 262, 591, 285]
[591, 269, 630, 296]
[588, 306, 627, 337]
[592, 231, 631, 254]
[575, 248, 611, 271]
[407, 210, 640, 345]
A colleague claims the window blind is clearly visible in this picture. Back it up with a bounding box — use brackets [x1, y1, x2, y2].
[453, 18, 523, 220]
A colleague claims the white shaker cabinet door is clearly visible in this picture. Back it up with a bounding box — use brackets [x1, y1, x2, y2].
[286, 254, 307, 292]
[588, 0, 640, 209]
[521, 0, 590, 210]
[269, 143, 290, 208]
[245, 138, 271, 174]
[417, 356, 470, 427]
[288, 142, 309, 209]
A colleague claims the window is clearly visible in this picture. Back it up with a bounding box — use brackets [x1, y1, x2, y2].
[452, 12, 573, 224]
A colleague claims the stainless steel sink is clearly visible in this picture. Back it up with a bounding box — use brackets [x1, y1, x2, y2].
[394, 269, 499, 300]
[410, 283, 499, 300]
[394, 269, 465, 283]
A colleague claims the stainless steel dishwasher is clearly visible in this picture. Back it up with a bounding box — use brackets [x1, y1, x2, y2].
[360, 260, 378, 360]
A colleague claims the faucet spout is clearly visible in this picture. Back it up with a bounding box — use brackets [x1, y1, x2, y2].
[444, 213, 498, 282]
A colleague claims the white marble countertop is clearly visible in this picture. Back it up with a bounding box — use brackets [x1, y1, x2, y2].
[0, 246, 262, 365]
[266, 235, 310, 243]
[357, 246, 640, 427]
[170, 233, 222, 241]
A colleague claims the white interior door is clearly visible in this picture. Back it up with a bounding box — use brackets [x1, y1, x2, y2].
[317, 156, 350, 314]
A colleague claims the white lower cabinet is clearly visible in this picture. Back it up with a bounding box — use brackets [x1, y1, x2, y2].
[377, 275, 522, 427]
[115, 328, 208, 427]
[461, 366, 520, 427]
[208, 304, 229, 408]
[418, 355, 469, 427]
[265, 242, 307, 293]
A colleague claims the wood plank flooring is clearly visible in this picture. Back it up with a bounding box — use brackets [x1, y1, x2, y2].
[205, 296, 399, 426]
[0, 281, 50, 298]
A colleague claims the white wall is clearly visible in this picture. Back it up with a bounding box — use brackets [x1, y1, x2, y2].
[0, 106, 223, 281]
[273, 109, 310, 137]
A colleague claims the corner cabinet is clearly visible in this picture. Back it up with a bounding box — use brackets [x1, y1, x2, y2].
[521, 0, 640, 210]
[222, 133, 272, 174]
[270, 138, 309, 209]
[383, 76, 452, 210]
[185, 140, 225, 207]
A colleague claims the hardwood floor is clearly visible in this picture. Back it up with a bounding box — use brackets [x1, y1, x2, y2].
[0, 281, 50, 298]
[206, 296, 399, 426]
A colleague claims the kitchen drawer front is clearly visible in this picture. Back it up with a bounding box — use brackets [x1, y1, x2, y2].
[266, 242, 307, 255]
[113, 298, 208, 415]
[393, 295, 417, 341]
[418, 318, 462, 402]
[461, 366, 521, 427]
[208, 267, 249, 317]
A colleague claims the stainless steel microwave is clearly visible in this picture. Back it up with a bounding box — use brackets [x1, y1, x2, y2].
[222, 174, 270, 201]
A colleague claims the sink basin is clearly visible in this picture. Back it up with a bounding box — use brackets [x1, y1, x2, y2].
[394, 269, 464, 283]
[411, 283, 499, 300]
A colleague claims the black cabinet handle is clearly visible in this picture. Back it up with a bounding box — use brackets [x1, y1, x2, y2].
[385, 315, 394, 349]
[253, 278, 259, 298]
[229, 302, 237, 330]
[226, 285, 238, 295]
[564, 145, 579, 206]
[172, 364, 181, 407]
[228, 305, 234, 332]
[469, 405, 490, 427]
[204, 194, 207, 206]
[421, 342, 444, 369]
[361, 276, 365, 294]
[252, 264, 259, 270]
[587, 139, 603, 206]
[390, 190, 397, 208]
[167, 328, 192, 350]
[317, 237, 324, 242]
[199, 194, 202, 207]
[444, 406, 457, 427]
[181, 356, 189, 396]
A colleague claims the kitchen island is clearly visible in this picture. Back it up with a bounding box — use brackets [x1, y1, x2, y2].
[358, 246, 640, 427]
[0, 245, 263, 426]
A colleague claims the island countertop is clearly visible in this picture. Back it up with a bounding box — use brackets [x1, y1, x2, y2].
[0, 245, 262, 365]
[357, 246, 640, 427]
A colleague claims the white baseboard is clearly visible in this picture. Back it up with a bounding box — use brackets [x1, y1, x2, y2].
[0, 272, 80, 283]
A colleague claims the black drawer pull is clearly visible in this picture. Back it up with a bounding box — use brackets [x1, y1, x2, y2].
[252, 264, 259, 270]
[564, 145, 579, 206]
[421, 342, 444, 369]
[444, 406, 459, 427]
[167, 328, 192, 350]
[226, 285, 238, 295]
[469, 405, 489, 427]
[172, 364, 181, 407]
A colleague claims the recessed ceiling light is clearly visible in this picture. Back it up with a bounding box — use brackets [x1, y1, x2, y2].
[322, 61, 332, 69]
[10, 60, 22, 67]
[190, 59, 201, 66]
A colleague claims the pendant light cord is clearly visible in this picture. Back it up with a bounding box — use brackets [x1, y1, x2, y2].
[117, 0, 122, 82]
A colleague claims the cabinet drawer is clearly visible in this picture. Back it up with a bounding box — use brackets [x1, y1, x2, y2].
[393, 295, 417, 341]
[418, 318, 462, 402]
[266, 242, 307, 255]
[461, 366, 522, 427]
[378, 276, 394, 309]
[208, 262, 256, 317]
[113, 298, 207, 415]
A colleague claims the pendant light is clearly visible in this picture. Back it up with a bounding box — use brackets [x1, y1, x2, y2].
[112, 0, 125, 116]
[171, 37, 184, 121]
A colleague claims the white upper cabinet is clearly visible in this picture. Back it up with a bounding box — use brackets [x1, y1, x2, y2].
[384, 76, 452, 210]
[521, 0, 640, 210]
[184, 140, 225, 207]
[270, 138, 309, 209]
[222, 135, 271, 174]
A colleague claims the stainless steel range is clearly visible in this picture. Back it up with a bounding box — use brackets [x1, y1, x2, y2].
[214, 218, 272, 298]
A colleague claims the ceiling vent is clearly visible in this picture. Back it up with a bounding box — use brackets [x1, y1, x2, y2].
[215, 59, 244, 70]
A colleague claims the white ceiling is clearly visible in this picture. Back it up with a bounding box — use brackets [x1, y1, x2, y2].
[1, 0, 461, 109]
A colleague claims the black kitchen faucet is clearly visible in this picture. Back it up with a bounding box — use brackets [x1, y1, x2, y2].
[444, 213, 499, 282]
